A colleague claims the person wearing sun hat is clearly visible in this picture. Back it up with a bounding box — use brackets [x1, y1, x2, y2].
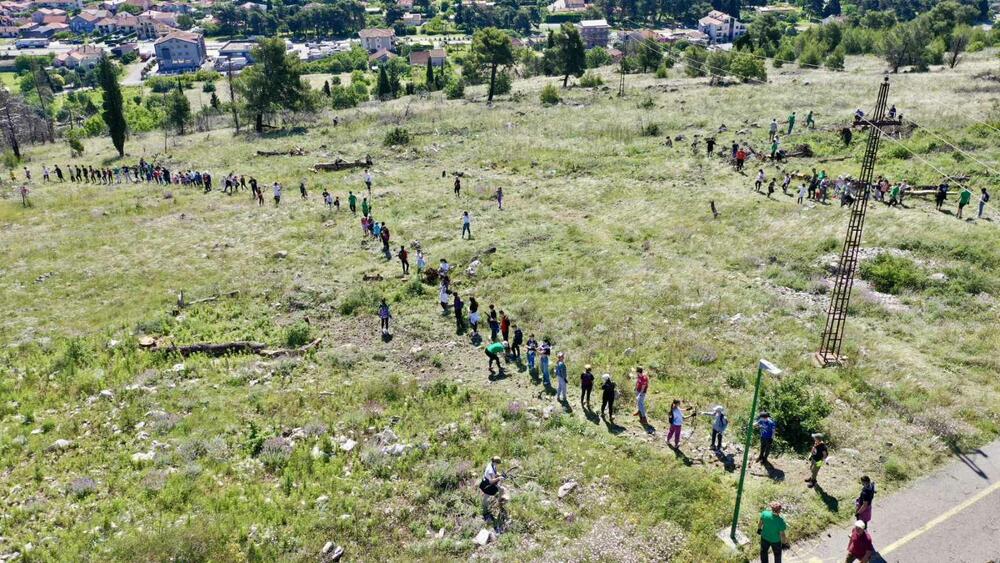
[600, 374, 616, 421]
[845, 519, 874, 563]
[555, 352, 568, 401]
[701, 405, 729, 450]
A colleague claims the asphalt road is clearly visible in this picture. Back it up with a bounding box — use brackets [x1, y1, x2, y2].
[789, 439, 1000, 563]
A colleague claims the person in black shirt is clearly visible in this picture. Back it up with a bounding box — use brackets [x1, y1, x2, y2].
[855, 475, 876, 524]
[511, 324, 523, 358]
[600, 374, 615, 421]
[453, 293, 464, 331]
[580, 365, 595, 409]
[806, 434, 828, 488]
[706, 137, 716, 156]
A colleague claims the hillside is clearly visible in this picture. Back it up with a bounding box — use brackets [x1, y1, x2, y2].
[1, 52, 999, 561]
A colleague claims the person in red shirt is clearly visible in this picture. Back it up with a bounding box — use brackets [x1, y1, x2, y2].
[634, 367, 650, 425]
[845, 520, 874, 563]
[499, 312, 510, 342]
[735, 148, 747, 172]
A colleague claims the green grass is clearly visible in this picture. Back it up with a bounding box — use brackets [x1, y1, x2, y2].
[1, 51, 1000, 561]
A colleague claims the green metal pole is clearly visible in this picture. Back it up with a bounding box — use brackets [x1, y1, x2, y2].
[730, 364, 764, 541]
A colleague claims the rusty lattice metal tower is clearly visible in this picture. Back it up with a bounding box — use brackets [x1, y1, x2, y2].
[815, 77, 891, 367]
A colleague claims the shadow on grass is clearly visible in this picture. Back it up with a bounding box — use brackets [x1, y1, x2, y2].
[470, 333, 482, 346]
[713, 449, 737, 472]
[760, 460, 785, 482]
[258, 126, 310, 139]
[381, 332, 394, 343]
[669, 445, 694, 467]
[455, 322, 467, 337]
[602, 415, 626, 435]
[488, 368, 511, 382]
[583, 408, 600, 425]
[813, 483, 840, 513]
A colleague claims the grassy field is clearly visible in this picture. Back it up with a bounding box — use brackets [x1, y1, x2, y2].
[1, 51, 1000, 561]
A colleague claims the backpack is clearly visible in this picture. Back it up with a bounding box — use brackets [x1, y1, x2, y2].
[984, 192, 991, 203]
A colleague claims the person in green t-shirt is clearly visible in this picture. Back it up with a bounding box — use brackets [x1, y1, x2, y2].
[485, 341, 506, 374]
[787, 112, 796, 135]
[889, 184, 901, 207]
[758, 501, 788, 563]
[957, 187, 972, 219]
[361, 197, 370, 217]
[806, 110, 815, 129]
[348, 191, 357, 215]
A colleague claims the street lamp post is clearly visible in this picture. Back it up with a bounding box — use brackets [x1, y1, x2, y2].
[729, 359, 782, 543]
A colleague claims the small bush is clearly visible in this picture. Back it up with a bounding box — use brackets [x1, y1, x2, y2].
[579, 71, 604, 87]
[384, 127, 410, 146]
[760, 377, 831, 451]
[494, 72, 512, 95]
[445, 79, 465, 100]
[427, 460, 469, 491]
[540, 83, 560, 105]
[884, 456, 909, 481]
[258, 437, 293, 472]
[859, 254, 927, 294]
[641, 123, 660, 137]
[654, 64, 669, 79]
[202, 82, 216, 93]
[284, 322, 312, 347]
[340, 286, 380, 316]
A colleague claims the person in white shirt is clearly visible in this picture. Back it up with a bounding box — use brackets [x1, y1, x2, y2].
[797, 183, 807, 205]
[462, 211, 472, 239]
[272, 182, 282, 205]
[755, 169, 766, 193]
[479, 456, 504, 517]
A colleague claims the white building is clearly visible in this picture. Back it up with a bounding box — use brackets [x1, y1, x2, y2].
[154, 30, 206, 73]
[578, 19, 609, 49]
[358, 28, 395, 53]
[697, 10, 746, 44]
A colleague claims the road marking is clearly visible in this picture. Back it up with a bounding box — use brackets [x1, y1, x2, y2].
[880, 478, 1000, 555]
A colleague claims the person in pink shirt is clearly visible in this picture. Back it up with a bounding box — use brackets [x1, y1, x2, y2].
[634, 367, 649, 425]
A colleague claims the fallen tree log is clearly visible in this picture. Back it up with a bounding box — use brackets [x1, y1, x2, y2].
[257, 147, 308, 157]
[312, 156, 374, 172]
[148, 337, 323, 358]
[175, 290, 240, 310]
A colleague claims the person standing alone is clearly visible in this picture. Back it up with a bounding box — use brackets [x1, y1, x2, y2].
[758, 502, 788, 563]
[634, 367, 649, 426]
[462, 211, 472, 239]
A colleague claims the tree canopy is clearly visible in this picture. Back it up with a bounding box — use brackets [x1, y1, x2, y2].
[236, 37, 314, 132]
[470, 27, 514, 102]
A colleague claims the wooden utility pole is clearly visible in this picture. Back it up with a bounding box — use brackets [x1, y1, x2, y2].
[815, 77, 891, 367]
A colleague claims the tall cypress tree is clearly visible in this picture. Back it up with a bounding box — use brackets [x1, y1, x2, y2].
[425, 58, 434, 91]
[97, 56, 126, 157]
[376, 66, 392, 100]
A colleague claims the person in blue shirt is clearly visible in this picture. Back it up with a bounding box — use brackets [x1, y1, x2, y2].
[754, 411, 777, 464]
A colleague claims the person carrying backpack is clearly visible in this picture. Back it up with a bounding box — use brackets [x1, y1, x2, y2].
[378, 299, 391, 336]
[600, 374, 616, 421]
[702, 405, 728, 450]
[855, 476, 876, 524]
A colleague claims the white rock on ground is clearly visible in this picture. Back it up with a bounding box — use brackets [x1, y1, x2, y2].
[473, 528, 494, 546]
[48, 439, 73, 451]
[131, 451, 155, 463]
[340, 439, 357, 452]
[558, 481, 577, 498]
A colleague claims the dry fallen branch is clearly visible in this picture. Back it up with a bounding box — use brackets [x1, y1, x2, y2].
[144, 337, 323, 358]
[257, 147, 308, 157]
[175, 290, 240, 310]
[312, 156, 374, 172]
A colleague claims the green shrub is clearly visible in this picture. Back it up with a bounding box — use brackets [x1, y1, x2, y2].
[383, 127, 411, 146]
[654, 64, 669, 79]
[202, 81, 215, 93]
[427, 460, 468, 491]
[884, 456, 909, 481]
[579, 71, 603, 87]
[760, 376, 831, 451]
[494, 72, 512, 95]
[641, 123, 660, 137]
[859, 254, 927, 294]
[540, 83, 560, 105]
[284, 322, 312, 347]
[445, 79, 465, 99]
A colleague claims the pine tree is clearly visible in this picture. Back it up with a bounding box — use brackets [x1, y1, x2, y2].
[165, 81, 191, 135]
[210, 91, 221, 110]
[96, 56, 126, 157]
[376, 66, 392, 100]
[425, 58, 434, 91]
[556, 23, 586, 87]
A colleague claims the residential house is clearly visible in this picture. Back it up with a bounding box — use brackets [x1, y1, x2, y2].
[755, 4, 797, 16]
[0, 24, 17, 36]
[368, 47, 395, 63]
[53, 43, 104, 68]
[124, 0, 152, 11]
[408, 47, 445, 67]
[396, 0, 412, 8]
[31, 7, 65, 23]
[20, 21, 67, 36]
[154, 29, 205, 72]
[546, 0, 585, 13]
[32, 0, 83, 9]
[359, 27, 395, 52]
[237, 1, 265, 10]
[219, 39, 254, 61]
[111, 41, 136, 57]
[697, 9, 745, 44]
[656, 27, 708, 46]
[401, 12, 422, 26]
[96, 12, 140, 35]
[70, 9, 108, 32]
[577, 19, 609, 49]
[620, 28, 660, 49]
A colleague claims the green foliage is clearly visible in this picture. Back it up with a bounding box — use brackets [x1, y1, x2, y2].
[729, 51, 767, 82]
[470, 27, 514, 102]
[302, 46, 370, 74]
[202, 81, 216, 93]
[339, 285, 380, 315]
[540, 83, 560, 105]
[383, 127, 411, 146]
[586, 47, 612, 69]
[237, 38, 314, 132]
[654, 64, 669, 79]
[799, 41, 825, 67]
[637, 38, 662, 73]
[760, 377, 831, 451]
[284, 322, 313, 347]
[552, 23, 587, 86]
[97, 57, 127, 157]
[164, 84, 192, 135]
[640, 123, 660, 137]
[445, 78, 465, 99]
[825, 46, 846, 70]
[879, 21, 932, 72]
[684, 47, 708, 77]
[859, 254, 928, 294]
[578, 71, 603, 87]
[493, 71, 512, 95]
